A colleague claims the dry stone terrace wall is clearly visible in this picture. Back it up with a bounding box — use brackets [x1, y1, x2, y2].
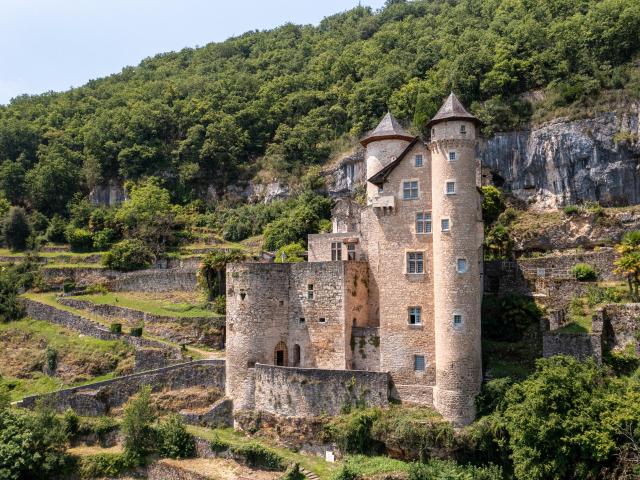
[253, 363, 389, 417]
[17, 359, 225, 416]
[542, 333, 603, 363]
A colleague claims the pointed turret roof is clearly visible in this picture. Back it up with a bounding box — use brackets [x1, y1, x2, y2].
[361, 111, 414, 146]
[426, 92, 479, 128]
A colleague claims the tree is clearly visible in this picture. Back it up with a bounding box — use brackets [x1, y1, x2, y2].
[615, 231, 640, 298]
[2, 207, 31, 251]
[157, 415, 196, 459]
[121, 386, 157, 463]
[102, 239, 155, 271]
[0, 159, 26, 205]
[481, 186, 505, 225]
[275, 243, 306, 263]
[197, 249, 247, 300]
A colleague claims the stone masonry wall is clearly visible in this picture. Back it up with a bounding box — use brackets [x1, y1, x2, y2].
[542, 333, 602, 363]
[351, 327, 380, 371]
[599, 304, 640, 353]
[253, 364, 389, 417]
[18, 359, 225, 415]
[110, 269, 197, 292]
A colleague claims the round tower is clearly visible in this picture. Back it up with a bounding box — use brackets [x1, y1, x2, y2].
[361, 111, 414, 202]
[428, 93, 483, 426]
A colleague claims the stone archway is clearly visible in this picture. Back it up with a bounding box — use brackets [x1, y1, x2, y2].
[274, 341, 288, 366]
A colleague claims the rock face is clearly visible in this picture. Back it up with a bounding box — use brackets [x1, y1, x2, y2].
[479, 106, 640, 210]
[327, 148, 366, 198]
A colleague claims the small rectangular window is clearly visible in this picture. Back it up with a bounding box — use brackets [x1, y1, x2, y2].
[319, 317, 326, 323]
[307, 284, 314, 299]
[416, 212, 432, 234]
[403, 181, 419, 200]
[441, 218, 450, 232]
[414, 355, 426, 371]
[347, 243, 356, 261]
[460, 125, 466, 135]
[453, 314, 463, 326]
[446, 181, 456, 194]
[331, 242, 342, 261]
[449, 151, 457, 161]
[457, 258, 468, 273]
[408, 307, 422, 325]
[407, 252, 424, 274]
[299, 317, 306, 324]
[415, 154, 423, 167]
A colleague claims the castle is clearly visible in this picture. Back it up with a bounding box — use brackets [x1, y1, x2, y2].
[226, 93, 484, 426]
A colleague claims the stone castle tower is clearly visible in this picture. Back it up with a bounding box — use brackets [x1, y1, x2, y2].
[225, 93, 483, 426]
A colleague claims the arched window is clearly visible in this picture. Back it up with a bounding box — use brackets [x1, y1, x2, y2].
[293, 344, 301, 367]
[274, 341, 288, 366]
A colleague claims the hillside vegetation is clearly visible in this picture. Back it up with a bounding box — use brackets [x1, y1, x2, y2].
[0, 0, 639, 215]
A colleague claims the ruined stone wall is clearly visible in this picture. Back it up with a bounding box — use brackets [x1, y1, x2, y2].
[542, 333, 602, 363]
[18, 360, 224, 415]
[599, 304, 640, 353]
[253, 364, 389, 417]
[351, 327, 380, 371]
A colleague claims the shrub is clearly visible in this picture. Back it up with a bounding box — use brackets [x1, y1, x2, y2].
[122, 386, 157, 463]
[325, 408, 382, 455]
[497, 207, 518, 226]
[563, 204, 581, 215]
[129, 326, 143, 337]
[571, 263, 597, 281]
[212, 295, 226, 315]
[62, 279, 76, 293]
[92, 228, 117, 251]
[78, 453, 133, 479]
[30, 211, 49, 234]
[332, 465, 360, 480]
[281, 463, 306, 480]
[65, 227, 93, 252]
[3, 206, 31, 251]
[157, 415, 196, 459]
[45, 346, 58, 372]
[45, 214, 67, 243]
[274, 243, 306, 263]
[62, 408, 79, 437]
[585, 285, 623, 307]
[476, 377, 513, 417]
[109, 323, 122, 334]
[197, 249, 247, 300]
[102, 239, 155, 271]
[209, 433, 230, 453]
[231, 442, 285, 470]
[408, 460, 502, 480]
[481, 186, 505, 225]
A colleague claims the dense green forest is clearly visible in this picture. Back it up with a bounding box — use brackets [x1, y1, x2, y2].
[0, 0, 639, 215]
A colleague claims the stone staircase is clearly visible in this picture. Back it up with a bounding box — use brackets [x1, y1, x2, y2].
[300, 467, 320, 480]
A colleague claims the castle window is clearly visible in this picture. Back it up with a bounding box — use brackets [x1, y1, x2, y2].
[453, 314, 463, 326]
[446, 181, 456, 194]
[416, 212, 432, 234]
[299, 317, 306, 324]
[415, 154, 423, 167]
[441, 218, 450, 232]
[331, 242, 342, 261]
[408, 307, 422, 325]
[431, 128, 436, 137]
[307, 284, 314, 299]
[449, 151, 457, 161]
[460, 125, 466, 135]
[403, 180, 419, 200]
[347, 243, 356, 261]
[414, 355, 426, 371]
[407, 252, 424, 274]
[457, 258, 468, 273]
[319, 317, 326, 323]
[293, 344, 301, 367]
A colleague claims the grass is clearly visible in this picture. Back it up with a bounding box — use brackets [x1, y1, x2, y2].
[43, 263, 105, 269]
[187, 426, 339, 479]
[69, 292, 218, 318]
[0, 248, 104, 259]
[0, 318, 133, 401]
[341, 455, 410, 476]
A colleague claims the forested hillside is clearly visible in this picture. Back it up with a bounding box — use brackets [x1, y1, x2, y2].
[1, 0, 639, 215]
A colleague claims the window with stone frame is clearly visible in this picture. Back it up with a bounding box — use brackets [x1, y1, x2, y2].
[408, 306, 422, 325]
[347, 243, 356, 261]
[453, 313, 463, 326]
[307, 284, 314, 299]
[446, 181, 456, 195]
[331, 242, 342, 261]
[460, 124, 467, 135]
[441, 218, 450, 232]
[414, 355, 426, 371]
[415, 154, 423, 167]
[403, 180, 419, 200]
[456, 258, 468, 273]
[407, 252, 424, 274]
[416, 212, 432, 234]
[449, 151, 457, 161]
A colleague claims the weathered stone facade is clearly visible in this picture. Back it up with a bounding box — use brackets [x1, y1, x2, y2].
[226, 94, 484, 426]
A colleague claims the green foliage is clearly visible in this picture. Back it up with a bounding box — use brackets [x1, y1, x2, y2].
[2, 207, 31, 251]
[77, 453, 133, 479]
[212, 295, 226, 315]
[45, 346, 58, 372]
[198, 248, 247, 300]
[102, 239, 155, 271]
[29, 211, 49, 235]
[45, 215, 67, 244]
[0, 263, 29, 322]
[281, 463, 306, 480]
[91, 228, 117, 251]
[476, 377, 513, 417]
[332, 465, 360, 480]
[121, 386, 157, 463]
[62, 408, 79, 437]
[482, 294, 543, 342]
[571, 263, 598, 281]
[563, 204, 581, 215]
[65, 227, 94, 252]
[325, 408, 383, 455]
[109, 323, 122, 334]
[230, 442, 285, 470]
[274, 243, 306, 263]
[484, 224, 512, 260]
[408, 460, 502, 480]
[157, 415, 196, 459]
[209, 433, 231, 452]
[481, 186, 505, 225]
[585, 284, 623, 307]
[615, 231, 640, 299]
[129, 326, 143, 337]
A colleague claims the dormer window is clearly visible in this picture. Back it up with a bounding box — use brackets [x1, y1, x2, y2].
[449, 151, 457, 161]
[415, 154, 423, 167]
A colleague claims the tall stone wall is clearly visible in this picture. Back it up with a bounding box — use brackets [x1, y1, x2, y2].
[542, 333, 602, 363]
[17, 360, 225, 415]
[253, 364, 389, 417]
[351, 327, 380, 371]
[599, 304, 640, 353]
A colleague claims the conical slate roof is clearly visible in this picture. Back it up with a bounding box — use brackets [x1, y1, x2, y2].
[361, 111, 414, 146]
[426, 92, 479, 128]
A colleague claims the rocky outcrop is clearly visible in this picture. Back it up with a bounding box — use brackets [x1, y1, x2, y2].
[479, 106, 640, 210]
[327, 148, 366, 198]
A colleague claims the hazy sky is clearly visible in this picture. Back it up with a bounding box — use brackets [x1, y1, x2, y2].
[0, 0, 387, 105]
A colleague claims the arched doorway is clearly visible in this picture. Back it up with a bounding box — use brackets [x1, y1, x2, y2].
[293, 344, 301, 367]
[274, 341, 288, 366]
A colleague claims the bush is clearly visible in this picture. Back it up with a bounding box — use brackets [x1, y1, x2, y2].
[585, 285, 623, 307]
[212, 295, 226, 315]
[109, 323, 122, 334]
[281, 463, 305, 480]
[45, 214, 67, 243]
[408, 460, 502, 480]
[30, 211, 49, 234]
[92, 228, 117, 251]
[231, 442, 285, 470]
[325, 408, 382, 455]
[209, 433, 230, 453]
[274, 243, 306, 263]
[78, 453, 133, 479]
[481, 186, 505, 225]
[475, 377, 513, 417]
[102, 239, 155, 271]
[122, 386, 157, 463]
[66, 227, 94, 252]
[62, 408, 79, 437]
[3, 206, 31, 251]
[45, 346, 58, 372]
[129, 326, 143, 337]
[571, 263, 597, 281]
[563, 204, 581, 215]
[157, 415, 196, 459]
[62, 279, 76, 293]
[332, 465, 360, 480]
